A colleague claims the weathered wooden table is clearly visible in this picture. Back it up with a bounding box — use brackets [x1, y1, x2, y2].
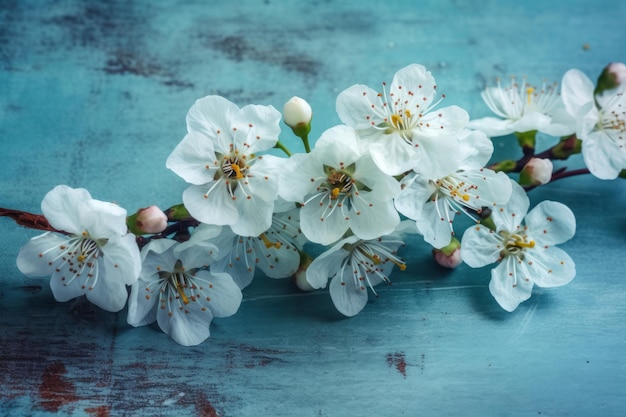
[1, 1, 625, 415]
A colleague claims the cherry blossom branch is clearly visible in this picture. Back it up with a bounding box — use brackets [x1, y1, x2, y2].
[489, 134, 582, 173]
[0, 208, 66, 233]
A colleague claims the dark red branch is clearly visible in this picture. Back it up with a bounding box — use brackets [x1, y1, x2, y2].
[0, 208, 65, 233]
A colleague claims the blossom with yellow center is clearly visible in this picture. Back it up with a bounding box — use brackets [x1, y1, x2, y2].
[461, 182, 576, 312]
[336, 63, 469, 176]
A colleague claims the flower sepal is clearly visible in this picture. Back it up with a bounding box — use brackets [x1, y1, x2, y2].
[551, 135, 582, 159]
[164, 203, 192, 221]
[514, 130, 537, 155]
[594, 62, 626, 96]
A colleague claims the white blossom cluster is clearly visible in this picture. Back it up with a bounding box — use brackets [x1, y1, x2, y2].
[13, 62, 626, 345]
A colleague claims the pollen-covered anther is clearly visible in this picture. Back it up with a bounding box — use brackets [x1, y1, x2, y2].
[259, 233, 282, 249]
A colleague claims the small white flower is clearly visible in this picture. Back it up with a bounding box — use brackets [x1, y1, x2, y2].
[460, 182, 576, 312]
[16, 185, 141, 312]
[166, 95, 284, 236]
[280, 125, 401, 245]
[561, 69, 626, 179]
[468, 76, 575, 137]
[394, 130, 512, 248]
[306, 227, 407, 317]
[336, 64, 469, 176]
[189, 208, 305, 289]
[127, 238, 242, 346]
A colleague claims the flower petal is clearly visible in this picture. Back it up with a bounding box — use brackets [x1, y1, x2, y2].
[561, 69, 595, 118]
[582, 131, 626, 180]
[85, 261, 130, 312]
[329, 267, 369, 317]
[460, 224, 501, 268]
[78, 198, 128, 238]
[301, 193, 349, 245]
[527, 246, 576, 288]
[467, 117, 515, 137]
[41, 185, 92, 234]
[127, 278, 159, 327]
[100, 234, 141, 285]
[306, 239, 352, 289]
[489, 258, 533, 312]
[489, 181, 528, 232]
[349, 197, 400, 241]
[157, 299, 214, 347]
[183, 183, 238, 226]
[415, 197, 455, 249]
[369, 138, 419, 176]
[166, 131, 218, 185]
[186, 95, 239, 140]
[194, 270, 242, 318]
[524, 201, 576, 245]
[17, 233, 67, 277]
[231, 104, 282, 154]
[336, 84, 384, 130]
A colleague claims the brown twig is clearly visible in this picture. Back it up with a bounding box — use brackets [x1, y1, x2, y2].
[0, 208, 65, 233]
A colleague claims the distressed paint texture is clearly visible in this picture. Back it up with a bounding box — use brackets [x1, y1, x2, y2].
[1, 0, 626, 416]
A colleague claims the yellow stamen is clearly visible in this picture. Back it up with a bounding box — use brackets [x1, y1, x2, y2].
[77, 254, 86, 263]
[331, 187, 341, 200]
[392, 259, 407, 271]
[462, 194, 470, 201]
[526, 87, 535, 105]
[259, 233, 282, 249]
[175, 280, 190, 305]
[516, 239, 535, 249]
[405, 109, 412, 118]
[231, 163, 245, 179]
[391, 114, 403, 129]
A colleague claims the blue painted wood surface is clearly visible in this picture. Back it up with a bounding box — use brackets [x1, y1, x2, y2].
[1, 1, 625, 415]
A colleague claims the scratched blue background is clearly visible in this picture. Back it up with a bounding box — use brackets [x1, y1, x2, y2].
[1, 1, 626, 416]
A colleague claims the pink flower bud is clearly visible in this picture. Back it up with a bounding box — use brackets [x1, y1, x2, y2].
[433, 247, 463, 269]
[135, 206, 168, 234]
[607, 62, 626, 86]
[283, 96, 312, 129]
[520, 158, 553, 186]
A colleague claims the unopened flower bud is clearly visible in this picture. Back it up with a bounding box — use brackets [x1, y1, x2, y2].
[128, 206, 168, 235]
[283, 96, 312, 137]
[292, 251, 315, 291]
[595, 62, 626, 95]
[519, 158, 553, 186]
[432, 237, 462, 269]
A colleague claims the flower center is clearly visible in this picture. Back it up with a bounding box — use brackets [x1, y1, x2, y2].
[327, 171, 354, 200]
[435, 176, 472, 202]
[500, 232, 535, 258]
[160, 260, 199, 306]
[220, 152, 248, 180]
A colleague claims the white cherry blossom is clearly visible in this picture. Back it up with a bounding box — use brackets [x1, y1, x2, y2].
[16, 185, 141, 312]
[561, 69, 626, 179]
[461, 182, 576, 312]
[166, 95, 283, 236]
[280, 125, 400, 245]
[127, 238, 242, 346]
[469, 76, 575, 137]
[336, 63, 469, 176]
[305, 225, 409, 317]
[188, 208, 305, 289]
[394, 130, 512, 248]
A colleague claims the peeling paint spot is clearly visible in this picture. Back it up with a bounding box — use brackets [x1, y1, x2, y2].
[386, 352, 407, 378]
[38, 361, 79, 412]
